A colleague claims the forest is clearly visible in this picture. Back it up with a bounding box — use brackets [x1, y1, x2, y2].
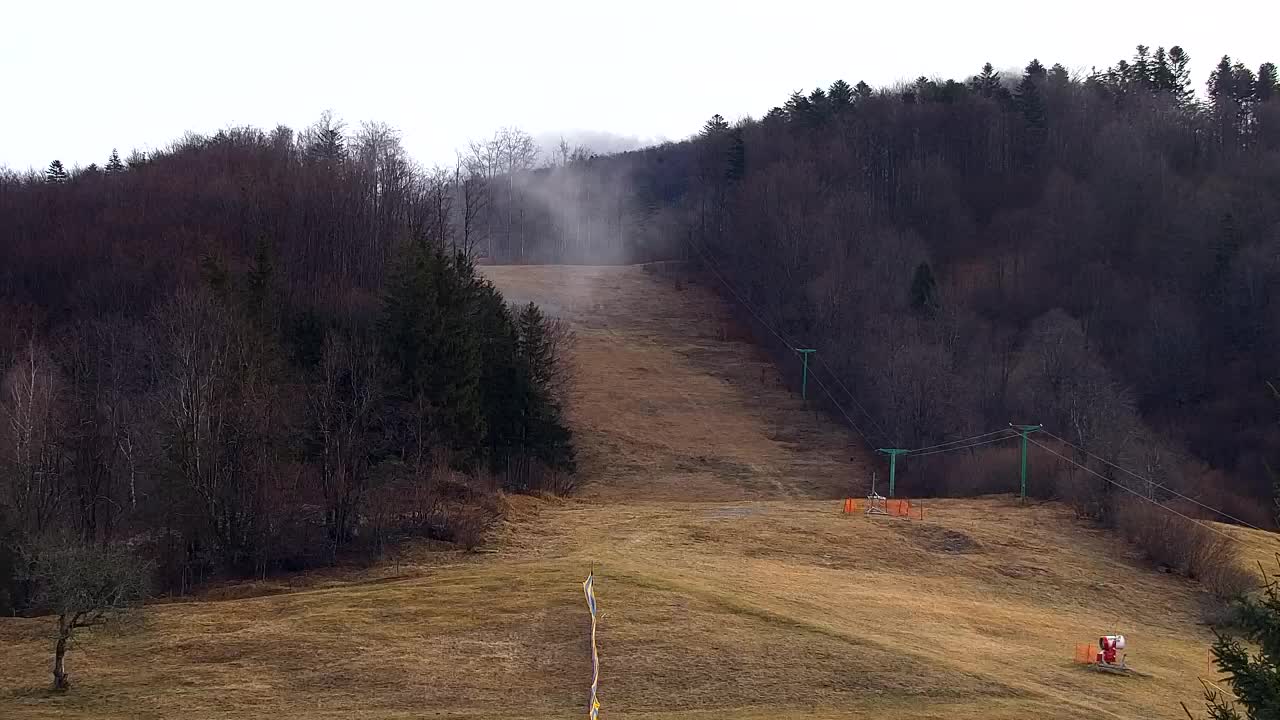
[474, 46, 1280, 523]
[3, 42, 1279, 616]
[0, 120, 576, 612]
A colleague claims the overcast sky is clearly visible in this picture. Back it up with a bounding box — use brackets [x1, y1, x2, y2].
[3, 0, 1275, 172]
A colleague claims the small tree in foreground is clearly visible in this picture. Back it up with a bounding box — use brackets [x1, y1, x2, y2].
[20, 542, 147, 691]
[1187, 568, 1280, 719]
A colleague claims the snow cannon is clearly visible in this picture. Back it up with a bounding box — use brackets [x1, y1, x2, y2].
[1097, 634, 1126, 665]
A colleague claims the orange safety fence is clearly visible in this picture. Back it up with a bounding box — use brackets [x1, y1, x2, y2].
[1074, 644, 1097, 664]
[885, 499, 911, 517]
[841, 498, 916, 517]
[842, 498, 863, 513]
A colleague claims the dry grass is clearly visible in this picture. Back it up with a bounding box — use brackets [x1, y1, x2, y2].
[1115, 497, 1257, 600]
[482, 265, 867, 503]
[2, 264, 1276, 720]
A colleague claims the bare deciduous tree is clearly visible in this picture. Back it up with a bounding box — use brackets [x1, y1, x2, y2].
[304, 332, 384, 555]
[0, 341, 65, 536]
[20, 541, 146, 691]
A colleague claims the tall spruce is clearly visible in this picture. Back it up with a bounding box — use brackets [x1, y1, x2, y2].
[828, 79, 854, 110]
[1259, 63, 1279, 102]
[1196, 570, 1280, 719]
[476, 283, 522, 467]
[808, 87, 830, 123]
[45, 160, 68, 184]
[701, 113, 730, 138]
[784, 91, 812, 123]
[1048, 63, 1070, 86]
[1152, 47, 1174, 93]
[1132, 45, 1153, 87]
[971, 62, 1001, 98]
[1168, 46, 1193, 103]
[105, 149, 125, 174]
[515, 302, 574, 476]
[379, 244, 487, 467]
[1016, 63, 1047, 133]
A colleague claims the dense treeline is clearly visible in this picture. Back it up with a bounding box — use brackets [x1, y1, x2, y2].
[693, 48, 1280, 515]
[0, 120, 574, 611]
[491, 47, 1280, 520]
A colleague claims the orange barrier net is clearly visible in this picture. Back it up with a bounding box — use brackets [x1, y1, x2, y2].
[1074, 644, 1097, 664]
[841, 498, 914, 517]
[842, 498, 863, 513]
[885, 499, 911, 517]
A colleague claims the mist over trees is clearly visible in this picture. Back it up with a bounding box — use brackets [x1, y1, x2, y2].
[477, 45, 1280, 519]
[0, 117, 576, 611]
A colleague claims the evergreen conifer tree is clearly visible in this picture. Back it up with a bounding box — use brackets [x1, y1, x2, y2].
[913, 76, 936, 103]
[1259, 63, 1279, 102]
[380, 244, 488, 468]
[1195, 571, 1280, 719]
[784, 91, 812, 123]
[828, 79, 854, 110]
[808, 87, 830, 123]
[1209, 56, 1237, 106]
[910, 262, 940, 316]
[515, 302, 574, 475]
[970, 63, 1001, 98]
[853, 81, 874, 102]
[1168, 46, 1193, 103]
[701, 114, 730, 138]
[1232, 62, 1258, 104]
[1132, 45, 1153, 87]
[105, 149, 125, 174]
[726, 130, 746, 182]
[1016, 72, 1047, 129]
[45, 160, 68, 184]
[476, 284, 522, 468]
[1152, 47, 1174, 93]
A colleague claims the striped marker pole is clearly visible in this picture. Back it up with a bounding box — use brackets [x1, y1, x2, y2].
[584, 572, 601, 719]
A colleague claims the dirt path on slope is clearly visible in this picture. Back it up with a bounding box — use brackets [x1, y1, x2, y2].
[483, 265, 869, 502]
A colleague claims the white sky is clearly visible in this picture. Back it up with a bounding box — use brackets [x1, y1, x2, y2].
[2, 0, 1275, 172]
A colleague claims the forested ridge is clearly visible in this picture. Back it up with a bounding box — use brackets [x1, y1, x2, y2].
[2, 43, 1279, 615]
[479, 46, 1280, 521]
[0, 120, 576, 612]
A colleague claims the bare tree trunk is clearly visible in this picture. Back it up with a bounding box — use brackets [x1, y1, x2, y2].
[53, 617, 70, 691]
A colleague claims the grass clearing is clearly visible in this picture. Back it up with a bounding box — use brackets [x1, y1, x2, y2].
[1, 264, 1272, 719]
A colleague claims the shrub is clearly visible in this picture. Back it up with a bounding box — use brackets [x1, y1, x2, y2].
[422, 497, 501, 551]
[1055, 465, 1111, 521]
[931, 446, 1022, 496]
[1206, 559, 1259, 602]
[1114, 496, 1255, 600]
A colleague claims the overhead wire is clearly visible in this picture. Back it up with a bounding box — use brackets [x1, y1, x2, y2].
[1026, 436, 1242, 543]
[684, 236, 1269, 536]
[810, 350, 890, 440]
[1044, 422, 1264, 530]
[685, 235, 881, 448]
[907, 432, 1021, 458]
[904, 428, 1019, 455]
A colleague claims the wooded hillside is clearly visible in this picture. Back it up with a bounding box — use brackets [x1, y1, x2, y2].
[0, 122, 575, 611]
[481, 46, 1280, 519]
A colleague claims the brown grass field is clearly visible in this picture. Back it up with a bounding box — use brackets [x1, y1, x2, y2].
[2, 264, 1276, 719]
